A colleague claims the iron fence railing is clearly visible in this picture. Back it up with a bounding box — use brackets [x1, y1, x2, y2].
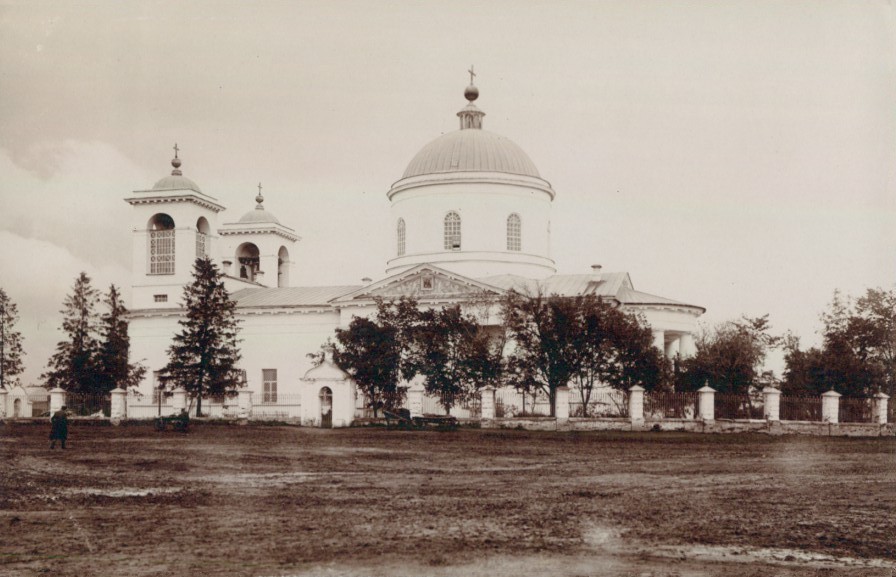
[779, 396, 822, 422]
[422, 393, 481, 418]
[65, 393, 111, 417]
[838, 397, 873, 423]
[494, 389, 552, 417]
[714, 393, 763, 420]
[644, 391, 698, 420]
[569, 389, 628, 418]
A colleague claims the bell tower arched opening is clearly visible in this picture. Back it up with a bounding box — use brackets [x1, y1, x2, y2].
[236, 242, 260, 282]
[147, 213, 175, 275]
[195, 217, 210, 259]
[277, 246, 290, 288]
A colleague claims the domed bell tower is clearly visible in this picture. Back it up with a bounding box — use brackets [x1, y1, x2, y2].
[124, 145, 226, 309]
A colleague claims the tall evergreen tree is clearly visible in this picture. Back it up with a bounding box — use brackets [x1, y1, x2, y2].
[43, 273, 102, 394]
[97, 284, 145, 393]
[0, 288, 25, 390]
[159, 258, 242, 415]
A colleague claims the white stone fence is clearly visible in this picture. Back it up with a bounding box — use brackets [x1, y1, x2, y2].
[1, 386, 891, 435]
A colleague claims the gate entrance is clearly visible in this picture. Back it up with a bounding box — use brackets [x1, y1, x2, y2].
[319, 387, 333, 428]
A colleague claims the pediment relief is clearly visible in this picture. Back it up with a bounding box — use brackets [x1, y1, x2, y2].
[353, 269, 502, 302]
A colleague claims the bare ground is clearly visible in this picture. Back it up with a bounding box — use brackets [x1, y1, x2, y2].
[1, 421, 894, 577]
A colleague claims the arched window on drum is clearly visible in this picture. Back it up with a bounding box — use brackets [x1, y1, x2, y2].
[444, 212, 461, 251]
[397, 218, 406, 257]
[507, 213, 521, 252]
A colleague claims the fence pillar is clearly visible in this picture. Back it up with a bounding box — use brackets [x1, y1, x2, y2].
[49, 388, 66, 414]
[873, 392, 889, 424]
[628, 385, 645, 423]
[238, 389, 253, 418]
[171, 388, 187, 413]
[698, 386, 716, 422]
[762, 387, 781, 421]
[110, 388, 127, 420]
[555, 386, 570, 421]
[407, 382, 425, 418]
[821, 390, 841, 423]
[480, 387, 496, 420]
[0, 388, 7, 418]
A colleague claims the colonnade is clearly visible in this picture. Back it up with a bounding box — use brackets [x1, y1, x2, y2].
[652, 330, 696, 359]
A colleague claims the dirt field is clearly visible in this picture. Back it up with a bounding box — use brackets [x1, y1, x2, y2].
[1, 421, 894, 577]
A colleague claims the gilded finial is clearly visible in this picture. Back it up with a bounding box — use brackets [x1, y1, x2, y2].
[255, 182, 264, 208]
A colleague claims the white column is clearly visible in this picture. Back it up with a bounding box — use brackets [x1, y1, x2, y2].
[480, 387, 496, 420]
[873, 393, 889, 425]
[238, 389, 253, 418]
[821, 390, 841, 423]
[679, 333, 696, 359]
[555, 386, 570, 421]
[698, 386, 716, 421]
[50, 388, 66, 414]
[628, 385, 645, 423]
[0, 388, 7, 418]
[762, 387, 781, 421]
[407, 382, 425, 418]
[652, 330, 665, 352]
[665, 336, 681, 359]
[110, 388, 127, 420]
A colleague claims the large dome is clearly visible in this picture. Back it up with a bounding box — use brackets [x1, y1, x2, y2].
[402, 129, 541, 179]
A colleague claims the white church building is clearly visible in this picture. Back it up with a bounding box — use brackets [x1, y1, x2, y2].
[125, 79, 705, 426]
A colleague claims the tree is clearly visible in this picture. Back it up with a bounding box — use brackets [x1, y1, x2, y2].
[0, 288, 25, 390]
[96, 284, 145, 393]
[592, 307, 664, 392]
[43, 273, 102, 394]
[410, 305, 499, 414]
[159, 258, 242, 415]
[676, 315, 779, 396]
[503, 291, 608, 416]
[782, 288, 894, 397]
[331, 297, 419, 417]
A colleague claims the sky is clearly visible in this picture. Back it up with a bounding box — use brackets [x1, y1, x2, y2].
[1, 0, 895, 385]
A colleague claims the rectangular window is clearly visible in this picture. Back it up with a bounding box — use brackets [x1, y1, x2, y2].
[149, 230, 175, 275]
[195, 232, 208, 259]
[154, 294, 168, 303]
[421, 276, 433, 291]
[262, 369, 277, 404]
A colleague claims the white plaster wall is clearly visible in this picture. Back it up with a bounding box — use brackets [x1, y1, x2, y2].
[629, 305, 702, 338]
[129, 309, 342, 400]
[387, 177, 555, 278]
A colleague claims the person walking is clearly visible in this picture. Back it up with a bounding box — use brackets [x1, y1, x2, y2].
[49, 405, 69, 449]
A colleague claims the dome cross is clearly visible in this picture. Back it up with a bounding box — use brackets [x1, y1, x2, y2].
[468, 65, 476, 85]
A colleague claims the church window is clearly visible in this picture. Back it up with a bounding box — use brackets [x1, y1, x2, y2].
[507, 214, 521, 251]
[153, 294, 168, 303]
[262, 369, 277, 404]
[195, 217, 210, 259]
[397, 218, 406, 256]
[444, 212, 461, 250]
[148, 213, 175, 275]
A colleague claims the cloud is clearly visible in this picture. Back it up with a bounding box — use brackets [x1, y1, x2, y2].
[0, 141, 152, 271]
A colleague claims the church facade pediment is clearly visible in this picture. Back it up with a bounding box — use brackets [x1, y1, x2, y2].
[331, 264, 504, 305]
